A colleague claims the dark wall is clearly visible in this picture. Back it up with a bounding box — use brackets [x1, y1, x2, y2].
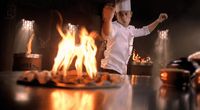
[0, 0, 104, 71]
[0, 0, 200, 71]
[131, 0, 200, 63]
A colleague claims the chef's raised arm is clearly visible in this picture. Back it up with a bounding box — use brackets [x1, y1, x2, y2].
[102, 4, 116, 40]
[147, 13, 168, 32]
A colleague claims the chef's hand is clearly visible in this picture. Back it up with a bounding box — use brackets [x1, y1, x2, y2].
[103, 3, 115, 22]
[157, 13, 168, 23]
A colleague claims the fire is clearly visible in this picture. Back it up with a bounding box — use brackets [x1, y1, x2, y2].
[26, 32, 34, 54]
[132, 50, 141, 63]
[52, 23, 97, 78]
[132, 50, 152, 64]
[160, 72, 168, 81]
[21, 19, 35, 54]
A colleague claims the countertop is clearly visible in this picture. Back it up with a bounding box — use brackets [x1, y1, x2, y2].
[0, 71, 198, 110]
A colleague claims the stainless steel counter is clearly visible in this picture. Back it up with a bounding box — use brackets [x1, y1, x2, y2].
[0, 71, 198, 110]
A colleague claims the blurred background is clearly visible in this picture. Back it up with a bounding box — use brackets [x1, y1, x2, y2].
[0, 0, 200, 71]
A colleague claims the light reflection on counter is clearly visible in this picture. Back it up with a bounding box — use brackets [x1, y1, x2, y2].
[194, 90, 200, 110]
[157, 85, 191, 110]
[51, 91, 95, 110]
[50, 76, 132, 110]
[15, 87, 31, 102]
[130, 75, 138, 86]
[130, 75, 151, 86]
[129, 75, 153, 110]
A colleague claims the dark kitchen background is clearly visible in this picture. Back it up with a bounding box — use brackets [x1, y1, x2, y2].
[0, 0, 200, 71]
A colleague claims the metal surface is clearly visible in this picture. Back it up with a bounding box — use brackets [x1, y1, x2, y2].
[0, 71, 198, 110]
[130, 63, 153, 75]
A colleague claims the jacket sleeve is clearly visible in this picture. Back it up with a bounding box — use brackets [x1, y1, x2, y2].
[130, 26, 150, 37]
[101, 22, 118, 40]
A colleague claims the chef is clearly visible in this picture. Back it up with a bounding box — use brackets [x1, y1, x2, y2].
[100, 0, 168, 74]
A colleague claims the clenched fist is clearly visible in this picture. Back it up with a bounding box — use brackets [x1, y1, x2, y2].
[157, 13, 168, 23]
[103, 4, 116, 22]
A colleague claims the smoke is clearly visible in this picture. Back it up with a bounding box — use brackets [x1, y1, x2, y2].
[151, 30, 171, 88]
[13, 19, 35, 54]
[154, 30, 171, 68]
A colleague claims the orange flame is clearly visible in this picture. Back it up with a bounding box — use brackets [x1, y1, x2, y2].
[132, 50, 141, 63]
[52, 22, 97, 78]
[132, 50, 152, 64]
[26, 32, 34, 54]
[160, 72, 168, 81]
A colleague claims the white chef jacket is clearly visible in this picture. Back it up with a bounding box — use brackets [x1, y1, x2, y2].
[101, 21, 150, 74]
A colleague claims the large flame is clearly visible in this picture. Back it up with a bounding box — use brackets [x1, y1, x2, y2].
[52, 22, 97, 78]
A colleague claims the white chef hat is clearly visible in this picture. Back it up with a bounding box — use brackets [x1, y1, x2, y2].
[116, 0, 131, 12]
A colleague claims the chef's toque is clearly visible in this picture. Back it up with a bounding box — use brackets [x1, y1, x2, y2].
[116, 0, 131, 12]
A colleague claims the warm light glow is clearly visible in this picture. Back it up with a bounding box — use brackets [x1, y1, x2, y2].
[21, 19, 35, 54]
[132, 50, 152, 64]
[13, 19, 35, 53]
[130, 75, 138, 85]
[51, 91, 94, 110]
[197, 76, 200, 84]
[160, 72, 168, 81]
[155, 29, 170, 67]
[158, 30, 168, 40]
[26, 32, 34, 54]
[132, 50, 141, 63]
[22, 19, 34, 31]
[15, 88, 31, 102]
[159, 87, 167, 98]
[52, 23, 97, 78]
[15, 92, 29, 102]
